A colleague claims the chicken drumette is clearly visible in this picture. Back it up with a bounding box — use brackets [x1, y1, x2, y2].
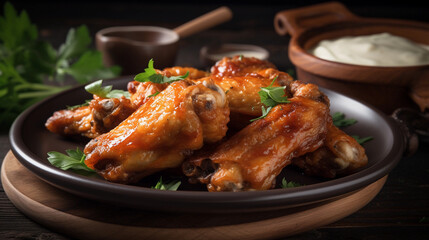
[45, 67, 208, 138]
[183, 96, 330, 191]
[84, 79, 229, 184]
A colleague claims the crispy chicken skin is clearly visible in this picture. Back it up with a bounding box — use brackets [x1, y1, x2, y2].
[163, 66, 210, 80]
[292, 124, 368, 178]
[84, 79, 229, 184]
[209, 56, 294, 116]
[90, 96, 136, 135]
[45, 96, 136, 138]
[46, 67, 207, 138]
[127, 67, 209, 108]
[183, 96, 330, 191]
[45, 105, 96, 138]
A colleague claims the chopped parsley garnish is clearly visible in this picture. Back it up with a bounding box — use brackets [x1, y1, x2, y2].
[351, 135, 374, 145]
[134, 59, 189, 84]
[47, 148, 95, 175]
[250, 106, 272, 122]
[332, 112, 357, 127]
[85, 80, 130, 99]
[281, 178, 303, 188]
[152, 176, 181, 191]
[332, 112, 373, 145]
[250, 76, 289, 122]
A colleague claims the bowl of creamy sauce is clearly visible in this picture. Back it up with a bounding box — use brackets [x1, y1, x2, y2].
[275, 1, 429, 113]
[308, 32, 429, 67]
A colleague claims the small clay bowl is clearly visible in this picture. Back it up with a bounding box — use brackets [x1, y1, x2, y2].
[96, 26, 179, 75]
[274, 1, 429, 114]
[200, 43, 269, 67]
[96, 7, 233, 75]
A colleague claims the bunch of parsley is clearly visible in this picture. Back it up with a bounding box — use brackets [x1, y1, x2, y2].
[0, 2, 120, 131]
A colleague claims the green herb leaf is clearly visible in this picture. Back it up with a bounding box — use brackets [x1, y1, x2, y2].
[57, 25, 92, 62]
[85, 80, 130, 99]
[0, 2, 37, 50]
[251, 76, 289, 122]
[47, 148, 95, 175]
[0, 2, 120, 130]
[351, 135, 374, 145]
[152, 176, 181, 191]
[250, 106, 272, 122]
[62, 51, 121, 84]
[332, 112, 357, 127]
[134, 59, 189, 84]
[147, 91, 160, 98]
[281, 178, 303, 188]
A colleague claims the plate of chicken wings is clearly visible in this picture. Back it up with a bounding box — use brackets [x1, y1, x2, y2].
[9, 56, 404, 213]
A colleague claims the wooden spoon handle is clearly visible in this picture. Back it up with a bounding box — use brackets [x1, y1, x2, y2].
[274, 1, 357, 36]
[173, 6, 232, 39]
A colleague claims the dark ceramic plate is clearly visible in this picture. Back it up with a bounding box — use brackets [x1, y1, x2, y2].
[9, 77, 404, 213]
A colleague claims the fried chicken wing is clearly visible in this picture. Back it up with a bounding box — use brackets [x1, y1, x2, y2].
[45, 96, 136, 138]
[90, 96, 136, 135]
[292, 124, 368, 178]
[45, 105, 96, 138]
[84, 79, 229, 184]
[46, 67, 208, 138]
[183, 96, 330, 191]
[209, 56, 294, 116]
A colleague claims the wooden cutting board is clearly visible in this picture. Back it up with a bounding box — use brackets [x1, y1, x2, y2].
[1, 151, 387, 240]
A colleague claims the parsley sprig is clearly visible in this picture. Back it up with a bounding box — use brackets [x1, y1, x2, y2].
[351, 135, 374, 145]
[281, 178, 303, 188]
[152, 177, 181, 191]
[332, 112, 373, 145]
[47, 148, 95, 176]
[134, 59, 189, 84]
[332, 112, 357, 127]
[0, 2, 120, 130]
[250, 77, 289, 122]
[85, 80, 130, 99]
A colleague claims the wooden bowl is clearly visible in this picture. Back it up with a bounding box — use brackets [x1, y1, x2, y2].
[274, 1, 429, 114]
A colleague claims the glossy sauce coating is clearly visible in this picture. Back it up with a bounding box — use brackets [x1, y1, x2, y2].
[184, 96, 330, 191]
[84, 80, 229, 183]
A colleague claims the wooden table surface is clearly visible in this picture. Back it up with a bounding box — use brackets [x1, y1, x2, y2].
[1, 1, 428, 239]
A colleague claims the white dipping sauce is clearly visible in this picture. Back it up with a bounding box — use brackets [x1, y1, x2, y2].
[309, 32, 429, 66]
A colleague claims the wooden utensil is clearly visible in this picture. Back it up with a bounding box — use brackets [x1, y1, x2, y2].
[96, 6, 232, 75]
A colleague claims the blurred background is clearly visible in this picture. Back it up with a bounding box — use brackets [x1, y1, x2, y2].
[7, 0, 429, 71]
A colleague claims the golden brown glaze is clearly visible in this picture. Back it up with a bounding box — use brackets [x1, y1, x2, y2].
[183, 96, 330, 191]
[84, 80, 229, 184]
[90, 96, 136, 135]
[45, 106, 96, 138]
[127, 81, 167, 108]
[163, 67, 210, 80]
[45, 96, 136, 139]
[292, 124, 368, 178]
[207, 56, 294, 117]
[46, 67, 206, 139]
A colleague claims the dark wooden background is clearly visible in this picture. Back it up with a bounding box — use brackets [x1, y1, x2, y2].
[1, 0, 429, 239]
